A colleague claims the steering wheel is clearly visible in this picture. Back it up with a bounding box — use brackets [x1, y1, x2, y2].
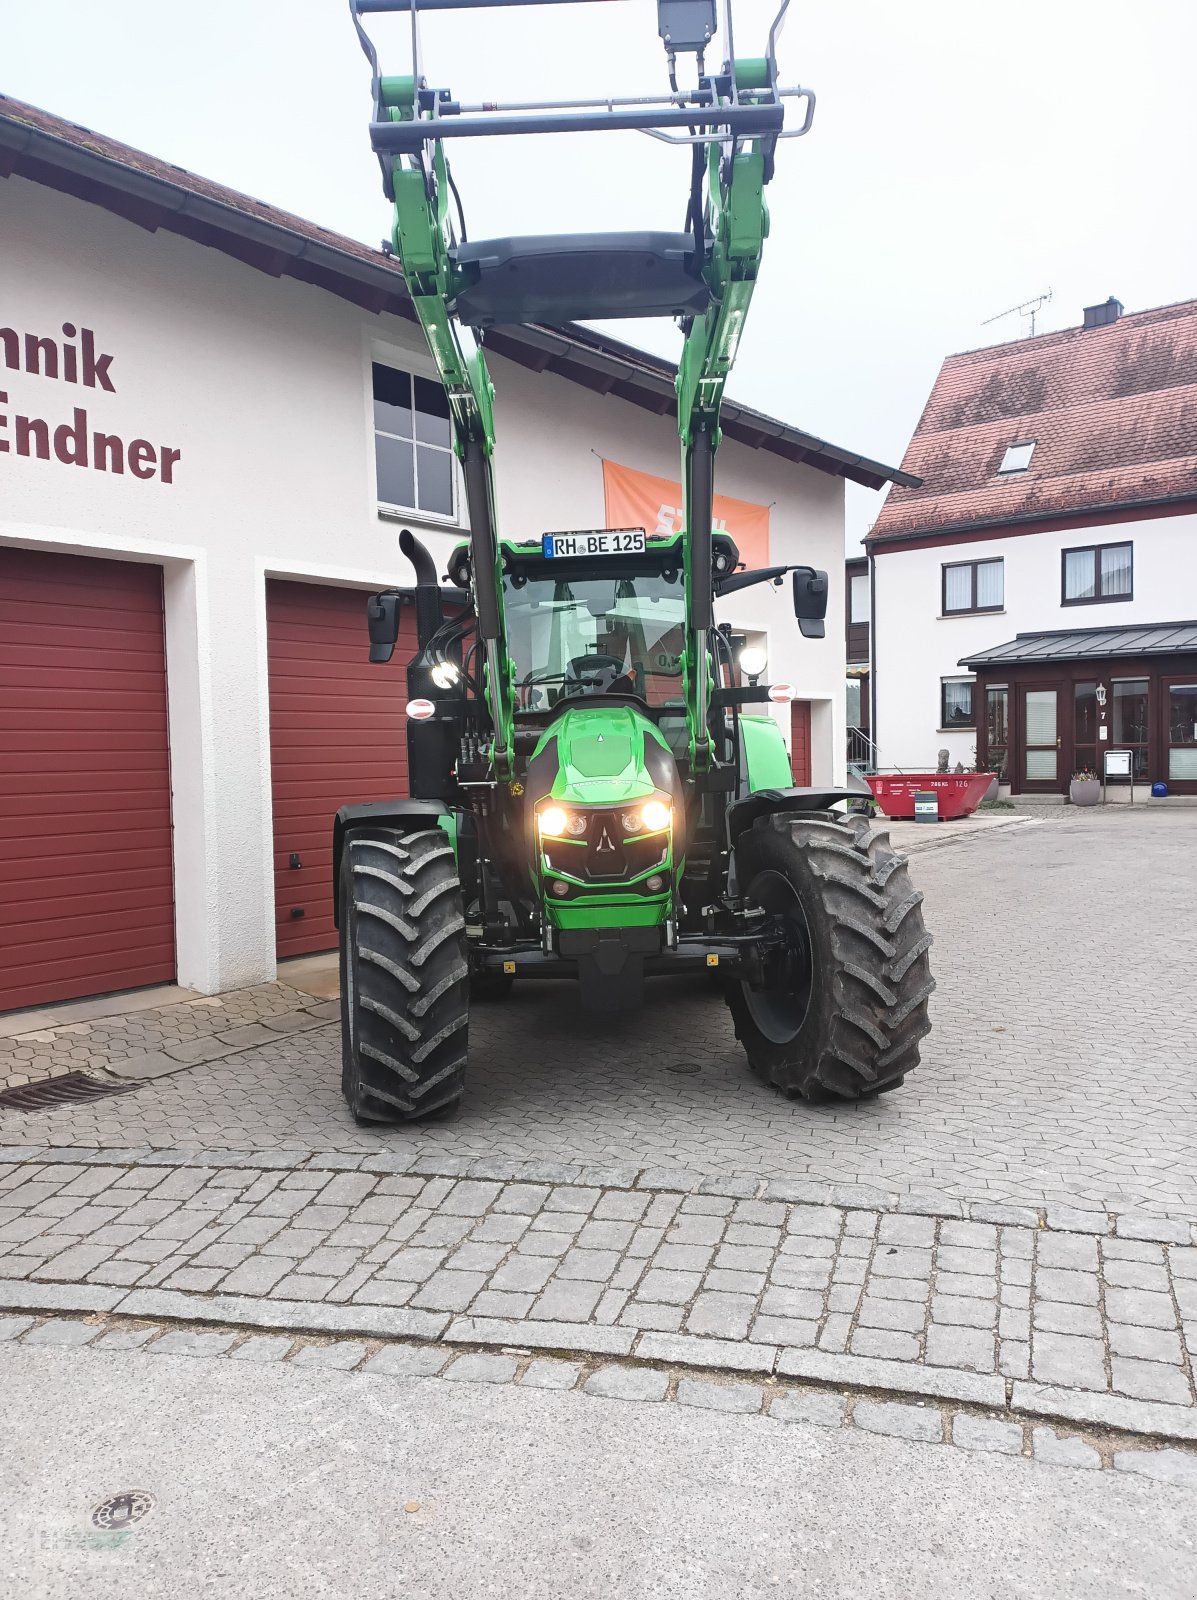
[562, 654, 635, 698]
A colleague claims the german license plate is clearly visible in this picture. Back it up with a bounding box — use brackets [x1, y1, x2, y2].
[542, 529, 646, 559]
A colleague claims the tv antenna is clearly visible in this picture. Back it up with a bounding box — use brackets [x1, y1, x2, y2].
[982, 288, 1053, 338]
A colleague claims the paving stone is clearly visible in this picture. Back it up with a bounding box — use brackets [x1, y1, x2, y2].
[925, 1323, 994, 1373]
[1167, 1247, 1197, 1279]
[577, 1220, 636, 1251]
[1031, 1427, 1101, 1470]
[1031, 1331, 1108, 1389]
[1103, 1238, 1167, 1265]
[165, 1267, 226, 1292]
[653, 1242, 716, 1273]
[464, 1290, 534, 1319]
[489, 1256, 556, 1294]
[147, 1330, 237, 1358]
[1107, 1323, 1183, 1364]
[998, 1307, 1031, 1342]
[877, 1214, 935, 1248]
[93, 1327, 158, 1352]
[219, 1257, 295, 1296]
[758, 1285, 823, 1321]
[1036, 1234, 1098, 1272]
[940, 1221, 998, 1251]
[852, 1400, 943, 1444]
[951, 1414, 1024, 1456]
[1033, 1300, 1101, 1338]
[517, 1231, 575, 1259]
[23, 1318, 99, 1347]
[521, 1358, 583, 1390]
[785, 1206, 841, 1238]
[933, 1294, 996, 1329]
[1105, 1287, 1177, 1330]
[410, 1270, 487, 1312]
[871, 1248, 932, 1279]
[595, 1288, 629, 1325]
[814, 1312, 849, 1355]
[635, 1269, 702, 1306]
[440, 1181, 503, 1217]
[271, 1275, 334, 1302]
[1113, 1449, 1197, 1489]
[769, 1260, 831, 1292]
[620, 1302, 684, 1332]
[592, 1192, 650, 1222]
[779, 1233, 836, 1260]
[842, 1211, 878, 1239]
[676, 1378, 762, 1414]
[1110, 1357, 1193, 1405]
[556, 1249, 620, 1282]
[291, 1341, 368, 1371]
[319, 1174, 377, 1209]
[543, 1186, 601, 1214]
[413, 1215, 476, 1248]
[869, 1274, 936, 1304]
[380, 1247, 447, 1282]
[769, 1390, 845, 1428]
[1035, 1268, 1099, 1307]
[531, 1279, 603, 1321]
[858, 1295, 925, 1333]
[230, 1335, 295, 1363]
[851, 1327, 919, 1361]
[666, 1216, 725, 1248]
[584, 1366, 669, 1403]
[1115, 1214, 1192, 1245]
[685, 1291, 755, 1340]
[0, 1315, 35, 1341]
[35, 1244, 114, 1281]
[445, 1353, 519, 1384]
[470, 1215, 530, 1246]
[750, 1316, 817, 1348]
[999, 1340, 1030, 1379]
[348, 1196, 414, 1227]
[361, 1345, 451, 1378]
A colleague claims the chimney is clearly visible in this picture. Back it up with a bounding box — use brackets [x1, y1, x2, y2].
[1083, 296, 1124, 330]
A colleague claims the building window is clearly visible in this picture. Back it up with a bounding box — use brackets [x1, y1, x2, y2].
[850, 573, 871, 624]
[941, 677, 975, 729]
[1062, 542, 1132, 604]
[1168, 684, 1197, 781]
[986, 685, 1009, 780]
[943, 558, 1003, 614]
[998, 441, 1035, 474]
[373, 363, 455, 518]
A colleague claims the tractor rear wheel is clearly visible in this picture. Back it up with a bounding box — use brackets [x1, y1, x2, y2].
[339, 826, 469, 1123]
[728, 813, 934, 1101]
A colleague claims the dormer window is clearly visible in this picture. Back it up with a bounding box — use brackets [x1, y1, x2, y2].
[998, 441, 1035, 474]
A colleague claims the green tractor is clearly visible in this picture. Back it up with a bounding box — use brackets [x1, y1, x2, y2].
[335, 0, 934, 1122]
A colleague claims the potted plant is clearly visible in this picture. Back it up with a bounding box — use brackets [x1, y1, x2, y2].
[1069, 767, 1101, 806]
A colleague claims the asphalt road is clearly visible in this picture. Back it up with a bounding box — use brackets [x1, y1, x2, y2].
[4, 1343, 1195, 1600]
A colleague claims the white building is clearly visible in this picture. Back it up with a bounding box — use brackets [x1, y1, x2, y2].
[868, 297, 1197, 796]
[0, 94, 907, 1014]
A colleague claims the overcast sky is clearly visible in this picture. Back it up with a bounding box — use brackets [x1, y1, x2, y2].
[6, 1, 1194, 548]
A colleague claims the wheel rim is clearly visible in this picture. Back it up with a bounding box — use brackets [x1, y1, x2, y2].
[740, 867, 814, 1045]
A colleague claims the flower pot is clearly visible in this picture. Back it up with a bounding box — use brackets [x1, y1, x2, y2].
[1069, 778, 1101, 807]
[982, 776, 999, 804]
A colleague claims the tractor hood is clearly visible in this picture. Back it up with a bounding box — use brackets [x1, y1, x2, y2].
[527, 704, 678, 808]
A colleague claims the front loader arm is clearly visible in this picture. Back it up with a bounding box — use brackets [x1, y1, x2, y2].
[677, 140, 769, 773]
[389, 132, 516, 780]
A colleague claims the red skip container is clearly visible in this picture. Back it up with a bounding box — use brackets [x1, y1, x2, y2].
[866, 773, 996, 821]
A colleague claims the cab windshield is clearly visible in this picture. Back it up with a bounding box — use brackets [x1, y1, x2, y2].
[503, 568, 686, 712]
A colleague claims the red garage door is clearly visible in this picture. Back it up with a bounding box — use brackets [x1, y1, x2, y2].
[790, 699, 812, 786]
[266, 580, 415, 959]
[0, 549, 175, 1012]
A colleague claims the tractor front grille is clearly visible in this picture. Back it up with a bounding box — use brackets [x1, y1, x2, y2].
[542, 812, 668, 883]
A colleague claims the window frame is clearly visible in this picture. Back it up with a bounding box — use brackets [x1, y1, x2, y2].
[939, 676, 977, 731]
[1060, 540, 1134, 606]
[371, 359, 460, 525]
[998, 440, 1035, 474]
[941, 558, 1004, 616]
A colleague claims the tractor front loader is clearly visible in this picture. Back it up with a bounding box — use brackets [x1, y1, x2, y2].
[335, 0, 934, 1123]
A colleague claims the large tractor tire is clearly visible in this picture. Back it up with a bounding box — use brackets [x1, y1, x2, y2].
[728, 813, 934, 1101]
[339, 826, 469, 1123]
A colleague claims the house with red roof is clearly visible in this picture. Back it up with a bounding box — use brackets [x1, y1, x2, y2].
[867, 297, 1197, 796]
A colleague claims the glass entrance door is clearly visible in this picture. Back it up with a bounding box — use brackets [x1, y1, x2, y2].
[1165, 679, 1197, 787]
[1022, 686, 1060, 787]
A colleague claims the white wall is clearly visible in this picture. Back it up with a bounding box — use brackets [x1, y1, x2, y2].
[1, 173, 848, 993]
[872, 513, 1197, 770]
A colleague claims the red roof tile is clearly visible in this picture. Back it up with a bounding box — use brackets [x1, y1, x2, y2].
[870, 298, 1197, 542]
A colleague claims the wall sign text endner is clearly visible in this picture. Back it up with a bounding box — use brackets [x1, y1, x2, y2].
[0, 322, 181, 484]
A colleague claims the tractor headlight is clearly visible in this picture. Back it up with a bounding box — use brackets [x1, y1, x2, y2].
[640, 800, 672, 833]
[539, 806, 568, 838]
[430, 661, 460, 689]
[565, 812, 588, 837]
[621, 811, 644, 835]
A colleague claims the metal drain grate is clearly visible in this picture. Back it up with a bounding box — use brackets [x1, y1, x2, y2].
[0, 1072, 138, 1111]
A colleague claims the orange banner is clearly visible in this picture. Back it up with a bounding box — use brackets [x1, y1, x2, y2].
[601, 459, 770, 570]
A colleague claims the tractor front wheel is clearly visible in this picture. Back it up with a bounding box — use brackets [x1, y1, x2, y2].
[339, 827, 469, 1123]
[728, 813, 934, 1101]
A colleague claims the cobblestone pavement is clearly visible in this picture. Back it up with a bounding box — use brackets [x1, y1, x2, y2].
[3, 807, 1194, 1217]
[3, 1152, 1197, 1455]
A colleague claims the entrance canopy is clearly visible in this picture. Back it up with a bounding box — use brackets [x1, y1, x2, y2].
[960, 621, 1197, 671]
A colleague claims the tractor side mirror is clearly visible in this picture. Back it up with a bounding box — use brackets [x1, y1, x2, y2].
[792, 568, 828, 639]
[367, 590, 402, 663]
